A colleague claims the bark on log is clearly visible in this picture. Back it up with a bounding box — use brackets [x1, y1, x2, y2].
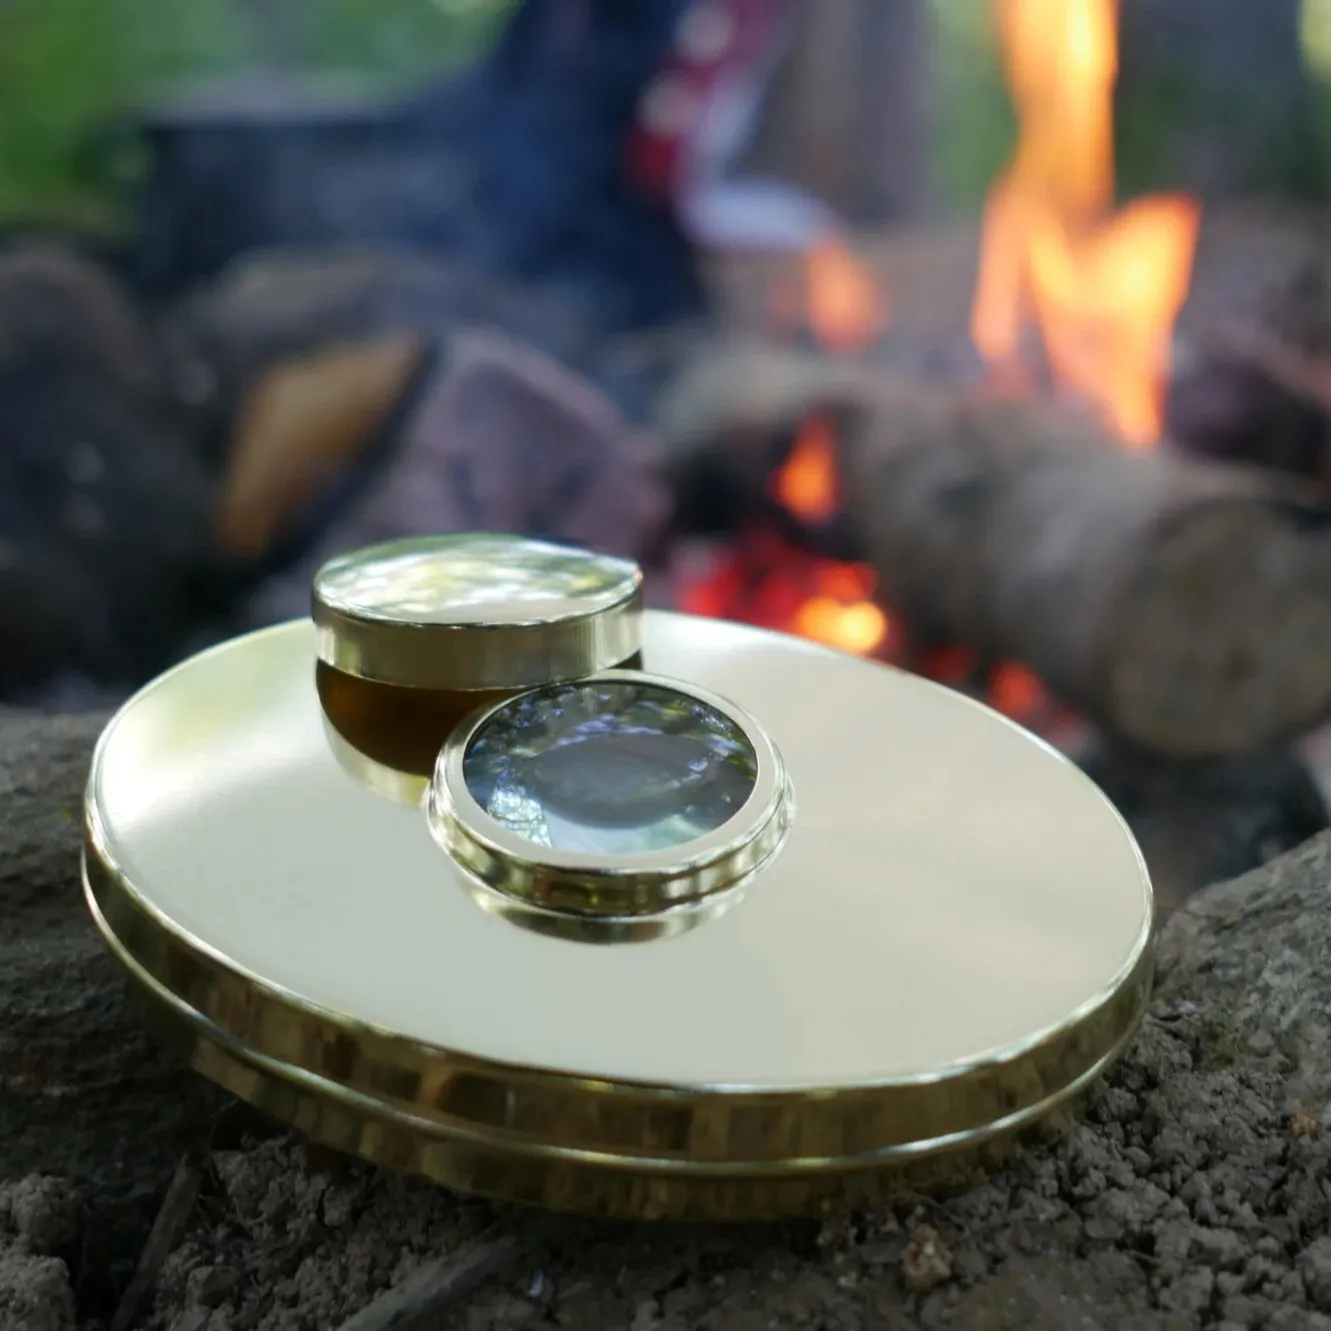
[657, 344, 1331, 759]
[842, 384, 1331, 759]
[5, 713, 1331, 1327]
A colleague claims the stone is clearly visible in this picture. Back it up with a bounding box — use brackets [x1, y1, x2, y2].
[6, 1175, 81, 1255]
[0, 708, 222, 1292]
[0, 249, 220, 703]
[240, 329, 671, 628]
[0, 1248, 78, 1331]
[900, 1227, 953, 1294]
[1301, 1236, 1331, 1313]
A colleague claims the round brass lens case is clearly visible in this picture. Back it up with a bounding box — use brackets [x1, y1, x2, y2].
[82, 612, 1155, 1222]
[312, 533, 643, 691]
[427, 672, 792, 919]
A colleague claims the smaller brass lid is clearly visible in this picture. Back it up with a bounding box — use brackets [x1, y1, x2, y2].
[312, 533, 642, 690]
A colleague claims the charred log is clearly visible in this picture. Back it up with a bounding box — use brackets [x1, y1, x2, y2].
[658, 344, 1331, 759]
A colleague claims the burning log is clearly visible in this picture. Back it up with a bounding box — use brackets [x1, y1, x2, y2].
[657, 343, 1331, 760]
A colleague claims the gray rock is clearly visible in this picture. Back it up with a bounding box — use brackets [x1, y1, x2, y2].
[6, 1175, 81, 1256]
[1156, 833, 1331, 1115]
[0, 707, 222, 1286]
[0, 1249, 78, 1331]
[1301, 1236, 1331, 1314]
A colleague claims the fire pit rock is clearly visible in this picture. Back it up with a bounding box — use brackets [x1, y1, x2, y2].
[4, 709, 1331, 1328]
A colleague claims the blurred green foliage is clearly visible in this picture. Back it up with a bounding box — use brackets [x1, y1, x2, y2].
[0, 0, 511, 225]
[0, 0, 1325, 229]
[0, 0, 1014, 228]
[930, 2, 1013, 215]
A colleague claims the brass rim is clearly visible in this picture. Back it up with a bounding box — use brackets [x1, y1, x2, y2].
[425, 671, 794, 918]
[94, 885, 1145, 1220]
[82, 828, 1153, 1177]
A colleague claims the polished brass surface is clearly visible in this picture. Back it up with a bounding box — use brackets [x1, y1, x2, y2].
[84, 612, 1155, 1219]
[427, 671, 792, 918]
[312, 533, 642, 690]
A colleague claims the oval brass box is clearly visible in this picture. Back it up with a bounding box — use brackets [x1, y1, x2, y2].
[82, 611, 1154, 1221]
[312, 533, 643, 784]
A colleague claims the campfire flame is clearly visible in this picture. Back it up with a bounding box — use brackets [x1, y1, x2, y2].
[791, 560, 889, 656]
[971, 0, 1200, 445]
[805, 237, 885, 356]
[769, 413, 839, 525]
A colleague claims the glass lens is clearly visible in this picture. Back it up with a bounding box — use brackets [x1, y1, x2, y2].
[463, 682, 759, 856]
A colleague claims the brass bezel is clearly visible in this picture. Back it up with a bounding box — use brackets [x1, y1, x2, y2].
[426, 670, 793, 919]
[312, 533, 643, 691]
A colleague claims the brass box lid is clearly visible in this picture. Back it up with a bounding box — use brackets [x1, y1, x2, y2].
[312, 533, 642, 691]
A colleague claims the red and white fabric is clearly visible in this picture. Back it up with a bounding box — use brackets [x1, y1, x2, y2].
[627, 0, 845, 251]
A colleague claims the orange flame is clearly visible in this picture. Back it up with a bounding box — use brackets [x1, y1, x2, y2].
[805, 238, 885, 355]
[971, 0, 1199, 445]
[767, 415, 889, 655]
[770, 414, 839, 524]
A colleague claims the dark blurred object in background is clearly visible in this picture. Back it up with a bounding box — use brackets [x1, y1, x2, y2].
[0, 249, 218, 703]
[110, 0, 703, 338]
[1117, 0, 1327, 202]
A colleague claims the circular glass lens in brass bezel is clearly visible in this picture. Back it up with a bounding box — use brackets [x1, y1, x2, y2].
[426, 670, 793, 920]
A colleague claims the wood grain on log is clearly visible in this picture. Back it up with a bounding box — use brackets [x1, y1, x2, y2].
[842, 385, 1331, 759]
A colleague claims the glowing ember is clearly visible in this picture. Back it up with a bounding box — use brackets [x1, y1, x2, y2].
[769, 415, 839, 525]
[676, 533, 891, 660]
[805, 238, 885, 356]
[972, 0, 1200, 445]
[988, 659, 1048, 721]
[793, 597, 888, 656]
[793, 560, 889, 655]
[682, 236, 891, 662]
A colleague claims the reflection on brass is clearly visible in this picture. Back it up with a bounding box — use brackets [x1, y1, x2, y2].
[321, 717, 430, 808]
[318, 661, 516, 777]
[312, 534, 643, 691]
[317, 652, 645, 782]
[95, 887, 1146, 1219]
[454, 870, 750, 945]
[428, 671, 792, 918]
[83, 614, 1155, 1222]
